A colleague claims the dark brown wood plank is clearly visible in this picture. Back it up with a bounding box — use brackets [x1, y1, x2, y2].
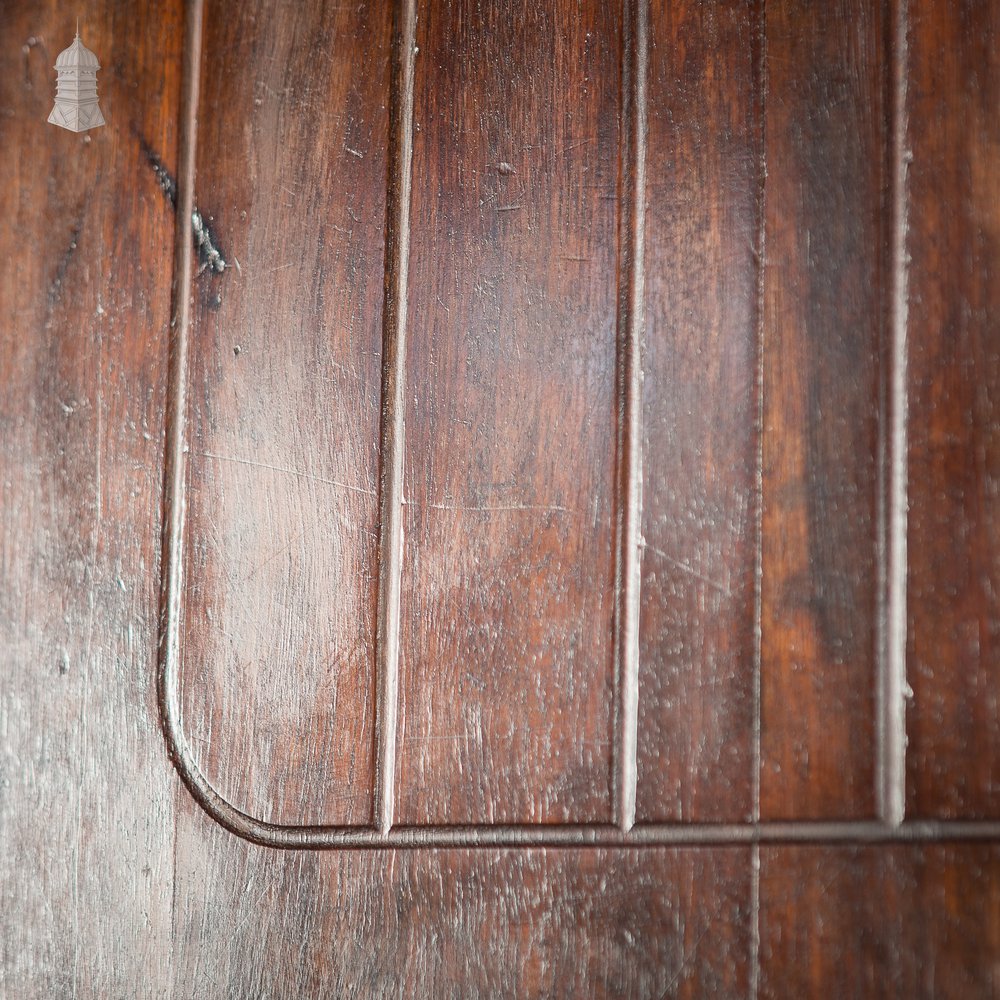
[759, 846, 1000, 997]
[759, 0, 886, 819]
[0, 0, 182, 993]
[170, 816, 752, 998]
[177, 0, 392, 825]
[905, 0, 1000, 818]
[394, 0, 622, 824]
[6, 1, 1000, 995]
[635, 0, 761, 822]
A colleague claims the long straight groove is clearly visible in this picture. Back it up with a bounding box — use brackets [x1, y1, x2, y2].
[373, 0, 417, 836]
[612, 0, 649, 834]
[874, 0, 891, 823]
[750, 7, 767, 994]
[157, 0, 203, 791]
[749, 843, 761, 1000]
[751, 0, 767, 827]
[161, 0, 204, 968]
[152, 807, 1000, 850]
[878, 0, 910, 828]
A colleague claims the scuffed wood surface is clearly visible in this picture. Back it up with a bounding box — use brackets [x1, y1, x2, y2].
[176, 0, 392, 825]
[172, 818, 751, 999]
[396, 0, 621, 825]
[636, 0, 760, 823]
[759, 846, 1000, 998]
[759, 0, 885, 819]
[0, 0, 183, 995]
[1, 0, 999, 995]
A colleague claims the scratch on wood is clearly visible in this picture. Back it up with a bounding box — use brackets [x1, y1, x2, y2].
[197, 451, 376, 497]
[641, 542, 732, 596]
[191, 209, 227, 274]
[22, 35, 47, 89]
[422, 501, 576, 515]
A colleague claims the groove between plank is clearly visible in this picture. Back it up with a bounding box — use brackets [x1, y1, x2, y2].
[613, 0, 649, 834]
[752, 0, 768, 827]
[156, 0, 202, 792]
[142, 782, 1000, 849]
[750, 9, 766, 992]
[878, 0, 910, 829]
[373, 0, 417, 836]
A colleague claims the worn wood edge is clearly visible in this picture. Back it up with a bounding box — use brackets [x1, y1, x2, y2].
[373, 0, 417, 837]
[612, 0, 648, 835]
[875, 0, 910, 828]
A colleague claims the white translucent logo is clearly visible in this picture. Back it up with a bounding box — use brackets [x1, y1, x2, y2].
[48, 24, 105, 133]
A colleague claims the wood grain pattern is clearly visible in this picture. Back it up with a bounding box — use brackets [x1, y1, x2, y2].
[2, 0, 1000, 994]
[759, 0, 886, 819]
[759, 846, 1000, 997]
[395, 0, 622, 825]
[635, 0, 761, 823]
[0, 0, 182, 994]
[170, 815, 752, 999]
[905, 0, 1000, 819]
[176, 0, 392, 825]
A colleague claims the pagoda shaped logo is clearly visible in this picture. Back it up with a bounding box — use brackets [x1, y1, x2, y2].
[48, 26, 105, 133]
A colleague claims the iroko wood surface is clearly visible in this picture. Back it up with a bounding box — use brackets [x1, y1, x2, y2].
[178, 0, 391, 827]
[397, 0, 621, 826]
[0, 0, 182, 993]
[2, 0, 998, 996]
[759, 0, 886, 820]
[637, 0, 760, 824]
[905, 0, 1000, 819]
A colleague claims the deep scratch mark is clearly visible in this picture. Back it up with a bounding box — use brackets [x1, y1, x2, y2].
[612, 0, 648, 835]
[138, 135, 178, 203]
[197, 451, 376, 497]
[642, 542, 732, 596]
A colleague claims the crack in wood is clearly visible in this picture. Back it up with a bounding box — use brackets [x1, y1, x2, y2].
[45, 202, 86, 320]
[136, 131, 227, 274]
